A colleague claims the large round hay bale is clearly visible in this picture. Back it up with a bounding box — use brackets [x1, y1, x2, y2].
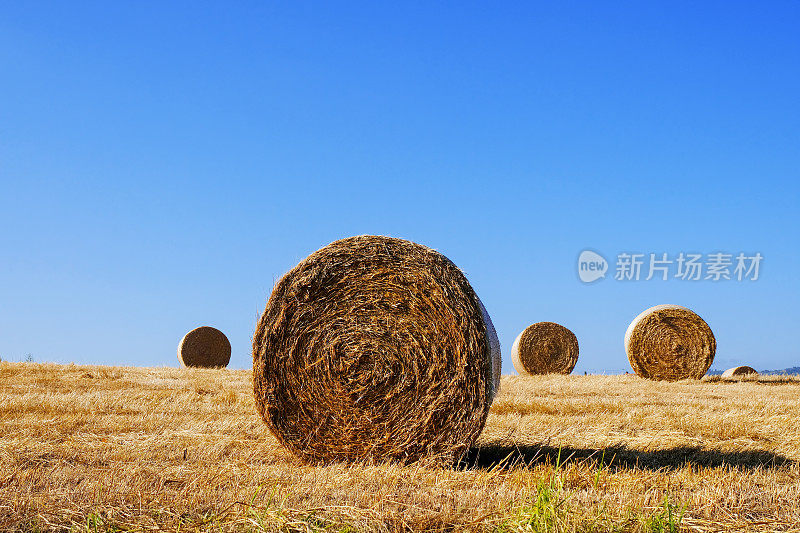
[722, 365, 758, 378]
[624, 305, 715, 381]
[252, 235, 501, 464]
[178, 326, 231, 368]
[510, 322, 579, 375]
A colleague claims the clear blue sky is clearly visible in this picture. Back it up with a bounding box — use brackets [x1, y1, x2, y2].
[1, 2, 798, 373]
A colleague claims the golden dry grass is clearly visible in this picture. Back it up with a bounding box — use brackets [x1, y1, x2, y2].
[2, 362, 800, 532]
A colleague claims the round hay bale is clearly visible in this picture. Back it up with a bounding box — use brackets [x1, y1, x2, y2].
[477, 297, 502, 395]
[252, 235, 501, 464]
[510, 322, 579, 375]
[722, 365, 758, 378]
[178, 326, 231, 368]
[624, 305, 715, 381]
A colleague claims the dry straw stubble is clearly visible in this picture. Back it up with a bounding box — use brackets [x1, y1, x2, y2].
[177, 326, 231, 368]
[252, 235, 500, 464]
[511, 322, 579, 375]
[625, 304, 716, 381]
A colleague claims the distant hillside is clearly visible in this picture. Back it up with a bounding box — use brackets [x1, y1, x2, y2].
[762, 366, 800, 375]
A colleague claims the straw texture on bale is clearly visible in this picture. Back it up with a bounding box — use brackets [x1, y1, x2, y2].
[178, 326, 231, 368]
[510, 322, 579, 375]
[252, 235, 500, 464]
[722, 365, 758, 378]
[624, 305, 715, 381]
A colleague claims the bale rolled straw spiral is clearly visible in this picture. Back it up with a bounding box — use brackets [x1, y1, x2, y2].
[722, 365, 758, 378]
[178, 326, 231, 368]
[252, 235, 501, 464]
[511, 322, 579, 375]
[624, 305, 715, 381]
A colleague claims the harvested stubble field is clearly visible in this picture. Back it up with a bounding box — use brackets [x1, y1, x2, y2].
[2, 363, 800, 532]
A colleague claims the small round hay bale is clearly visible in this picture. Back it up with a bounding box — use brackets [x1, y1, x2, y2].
[624, 305, 715, 381]
[510, 322, 579, 375]
[252, 235, 500, 464]
[722, 365, 758, 378]
[178, 326, 231, 368]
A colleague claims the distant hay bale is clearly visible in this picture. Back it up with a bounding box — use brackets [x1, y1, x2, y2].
[624, 305, 715, 381]
[178, 326, 231, 368]
[510, 322, 579, 375]
[722, 366, 758, 378]
[252, 235, 501, 464]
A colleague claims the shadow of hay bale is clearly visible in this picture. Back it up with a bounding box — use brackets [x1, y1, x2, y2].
[458, 444, 796, 472]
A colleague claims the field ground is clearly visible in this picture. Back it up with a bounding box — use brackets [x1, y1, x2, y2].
[2, 363, 800, 532]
